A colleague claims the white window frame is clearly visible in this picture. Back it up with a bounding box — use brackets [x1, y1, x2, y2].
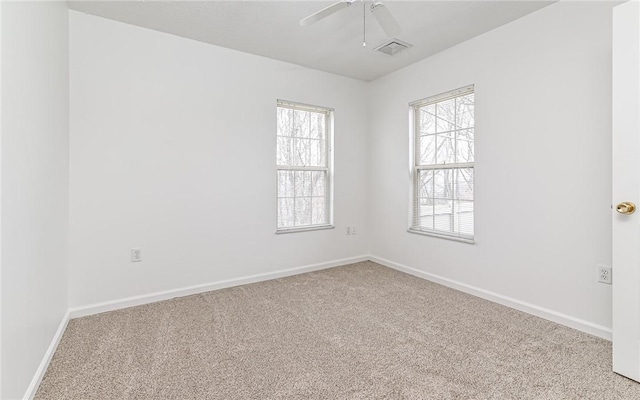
[409, 85, 475, 243]
[276, 100, 334, 234]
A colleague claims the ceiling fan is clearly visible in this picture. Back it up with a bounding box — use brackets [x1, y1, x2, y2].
[300, 0, 402, 38]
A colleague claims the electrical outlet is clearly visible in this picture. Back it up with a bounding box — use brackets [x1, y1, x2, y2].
[597, 265, 612, 284]
[346, 227, 352, 235]
[131, 248, 142, 262]
[351, 226, 357, 235]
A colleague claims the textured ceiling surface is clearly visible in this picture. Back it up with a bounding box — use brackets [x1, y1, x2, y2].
[67, 1, 553, 81]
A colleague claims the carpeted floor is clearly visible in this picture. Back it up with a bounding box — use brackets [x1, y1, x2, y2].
[35, 261, 640, 399]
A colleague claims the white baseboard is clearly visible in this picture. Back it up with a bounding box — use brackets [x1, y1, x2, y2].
[69, 255, 370, 319]
[369, 255, 613, 341]
[27, 254, 610, 400]
[23, 309, 71, 400]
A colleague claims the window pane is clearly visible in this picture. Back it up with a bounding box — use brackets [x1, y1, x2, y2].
[277, 170, 294, 198]
[436, 133, 455, 164]
[436, 99, 456, 133]
[434, 169, 453, 199]
[456, 129, 474, 163]
[456, 94, 474, 129]
[312, 197, 326, 225]
[457, 128, 474, 141]
[455, 200, 474, 235]
[419, 135, 435, 165]
[277, 108, 293, 137]
[310, 139, 326, 167]
[456, 168, 474, 201]
[420, 105, 436, 134]
[418, 170, 433, 198]
[294, 110, 310, 138]
[312, 171, 326, 197]
[277, 137, 292, 166]
[418, 197, 434, 229]
[434, 199, 453, 231]
[294, 171, 313, 197]
[420, 215, 434, 230]
[295, 197, 311, 226]
[292, 138, 311, 166]
[310, 113, 325, 139]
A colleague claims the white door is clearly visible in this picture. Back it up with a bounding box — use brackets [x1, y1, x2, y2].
[613, 0, 640, 382]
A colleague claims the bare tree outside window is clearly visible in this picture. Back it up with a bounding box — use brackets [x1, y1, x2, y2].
[410, 86, 475, 241]
[276, 101, 332, 232]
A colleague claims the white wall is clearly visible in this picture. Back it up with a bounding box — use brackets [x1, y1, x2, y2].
[1, 2, 69, 399]
[368, 1, 614, 331]
[69, 11, 369, 308]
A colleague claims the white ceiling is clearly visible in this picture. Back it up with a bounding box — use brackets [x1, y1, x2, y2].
[67, 1, 554, 82]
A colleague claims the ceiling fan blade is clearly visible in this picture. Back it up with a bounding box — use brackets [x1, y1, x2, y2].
[299, 1, 352, 27]
[370, 2, 401, 37]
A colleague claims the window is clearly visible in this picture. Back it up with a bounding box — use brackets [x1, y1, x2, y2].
[410, 85, 475, 242]
[276, 100, 333, 233]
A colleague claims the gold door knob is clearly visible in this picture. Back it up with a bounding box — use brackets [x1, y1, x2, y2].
[616, 202, 636, 214]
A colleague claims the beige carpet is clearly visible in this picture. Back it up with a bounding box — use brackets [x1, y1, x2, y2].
[36, 261, 640, 399]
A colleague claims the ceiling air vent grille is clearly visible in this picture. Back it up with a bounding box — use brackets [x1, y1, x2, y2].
[374, 39, 412, 56]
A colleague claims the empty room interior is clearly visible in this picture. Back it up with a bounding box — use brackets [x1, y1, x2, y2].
[3, 0, 640, 398]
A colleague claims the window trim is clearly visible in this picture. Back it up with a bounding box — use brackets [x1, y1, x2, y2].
[275, 99, 334, 234]
[408, 85, 475, 243]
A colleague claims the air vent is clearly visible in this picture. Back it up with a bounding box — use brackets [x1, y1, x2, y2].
[374, 39, 412, 56]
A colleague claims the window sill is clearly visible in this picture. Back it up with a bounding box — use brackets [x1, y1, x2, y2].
[407, 228, 474, 244]
[276, 225, 335, 235]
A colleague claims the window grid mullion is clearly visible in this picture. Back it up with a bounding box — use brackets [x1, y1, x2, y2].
[277, 166, 328, 171]
[292, 171, 297, 227]
[451, 98, 458, 232]
[416, 163, 474, 170]
[431, 169, 435, 229]
[324, 112, 330, 222]
[418, 127, 474, 137]
[451, 167, 456, 232]
[434, 104, 438, 163]
[415, 108, 421, 167]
